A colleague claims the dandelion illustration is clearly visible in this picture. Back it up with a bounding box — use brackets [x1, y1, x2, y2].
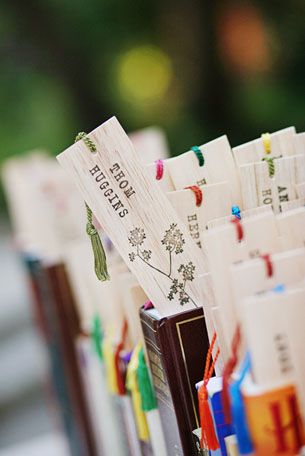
[161, 223, 185, 254]
[142, 250, 152, 261]
[178, 262, 195, 282]
[128, 227, 146, 246]
[128, 224, 197, 308]
[129, 252, 135, 262]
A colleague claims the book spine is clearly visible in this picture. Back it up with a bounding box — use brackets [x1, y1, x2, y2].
[158, 318, 197, 455]
[140, 312, 184, 455]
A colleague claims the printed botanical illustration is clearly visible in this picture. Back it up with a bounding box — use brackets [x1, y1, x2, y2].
[128, 223, 197, 307]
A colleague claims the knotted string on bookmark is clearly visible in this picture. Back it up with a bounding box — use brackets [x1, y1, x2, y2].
[231, 217, 244, 242]
[191, 146, 205, 166]
[92, 313, 103, 360]
[262, 132, 271, 154]
[261, 132, 276, 177]
[137, 347, 157, 411]
[198, 332, 220, 451]
[261, 253, 273, 277]
[230, 352, 253, 455]
[232, 205, 241, 220]
[185, 185, 203, 207]
[114, 319, 128, 395]
[222, 325, 241, 424]
[74, 132, 109, 281]
[155, 159, 164, 180]
[263, 156, 275, 178]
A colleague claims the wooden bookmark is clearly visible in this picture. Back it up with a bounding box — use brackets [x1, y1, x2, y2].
[232, 127, 296, 166]
[165, 135, 241, 206]
[63, 239, 127, 333]
[146, 159, 175, 192]
[279, 197, 305, 212]
[231, 247, 305, 319]
[255, 156, 296, 214]
[239, 163, 258, 210]
[119, 271, 148, 346]
[293, 132, 305, 155]
[129, 126, 170, 164]
[296, 183, 305, 199]
[295, 154, 305, 185]
[202, 212, 281, 356]
[276, 207, 305, 250]
[242, 286, 305, 393]
[206, 205, 272, 230]
[57, 117, 210, 317]
[285, 287, 305, 422]
[167, 181, 231, 254]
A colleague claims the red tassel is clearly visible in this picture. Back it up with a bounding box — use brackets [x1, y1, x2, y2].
[114, 320, 128, 395]
[198, 332, 220, 450]
[222, 326, 241, 423]
[199, 384, 219, 450]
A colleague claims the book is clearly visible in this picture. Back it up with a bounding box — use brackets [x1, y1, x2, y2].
[140, 306, 210, 455]
[195, 376, 234, 456]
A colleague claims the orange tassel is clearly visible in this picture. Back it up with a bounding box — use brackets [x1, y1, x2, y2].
[199, 384, 220, 450]
[198, 332, 220, 450]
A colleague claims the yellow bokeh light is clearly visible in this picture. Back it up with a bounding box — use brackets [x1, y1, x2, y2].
[116, 45, 173, 104]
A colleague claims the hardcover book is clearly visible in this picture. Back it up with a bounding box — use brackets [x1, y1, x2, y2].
[140, 306, 210, 455]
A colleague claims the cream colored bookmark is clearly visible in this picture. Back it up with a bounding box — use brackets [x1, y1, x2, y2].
[231, 247, 305, 320]
[57, 117, 210, 317]
[129, 126, 170, 164]
[202, 212, 281, 358]
[232, 127, 296, 166]
[167, 181, 231, 253]
[276, 207, 305, 250]
[165, 135, 241, 206]
[255, 156, 296, 214]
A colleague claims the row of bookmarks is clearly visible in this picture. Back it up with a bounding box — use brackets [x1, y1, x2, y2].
[3, 120, 305, 456]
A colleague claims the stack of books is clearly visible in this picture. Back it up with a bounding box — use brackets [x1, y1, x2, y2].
[2, 119, 305, 456]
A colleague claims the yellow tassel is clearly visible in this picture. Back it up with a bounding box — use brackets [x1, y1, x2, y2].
[126, 343, 150, 441]
[103, 336, 118, 394]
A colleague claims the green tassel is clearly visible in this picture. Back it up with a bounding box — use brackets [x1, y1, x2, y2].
[92, 313, 103, 360]
[86, 203, 110, 281]
[137, 347, 157, 411]
[74, 132, 110, 282]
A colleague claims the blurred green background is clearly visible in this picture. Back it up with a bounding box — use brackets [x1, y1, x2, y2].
[0, 0, 304, 209]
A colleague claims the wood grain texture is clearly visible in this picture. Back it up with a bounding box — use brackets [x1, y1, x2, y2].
[239, 163, 258, 210]
[165, 135, 241, 206]
[167, 181, 231, 258]
[231, 247, 305, 320]
[202, 212, 281, 357]
[293, 132, 305, 155]
[242, 286, 305, 390]
[57, 117, 211, 317]
[232, 126, 296, 166]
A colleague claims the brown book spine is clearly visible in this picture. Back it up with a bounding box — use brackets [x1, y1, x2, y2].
[140, 307, 209, 456]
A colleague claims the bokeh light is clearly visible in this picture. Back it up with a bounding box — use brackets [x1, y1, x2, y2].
[218, 5, 272, 75]
[115, 45, 173, 105]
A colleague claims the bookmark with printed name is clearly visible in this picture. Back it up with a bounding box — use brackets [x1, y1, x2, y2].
[57, 117, 210, 317]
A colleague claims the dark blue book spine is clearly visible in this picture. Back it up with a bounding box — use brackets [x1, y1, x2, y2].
[210, 391, 234, 456]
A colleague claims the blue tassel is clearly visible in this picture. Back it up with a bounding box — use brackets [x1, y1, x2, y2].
[230, 353, 253, 455]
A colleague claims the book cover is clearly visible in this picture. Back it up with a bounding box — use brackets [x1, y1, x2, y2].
[243, 382, 305, 456]
[207, 377, 234, 456]
[140, 306, 210, 455]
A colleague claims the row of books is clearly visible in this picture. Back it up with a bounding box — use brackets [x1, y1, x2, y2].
[2, 121, 305, 456]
